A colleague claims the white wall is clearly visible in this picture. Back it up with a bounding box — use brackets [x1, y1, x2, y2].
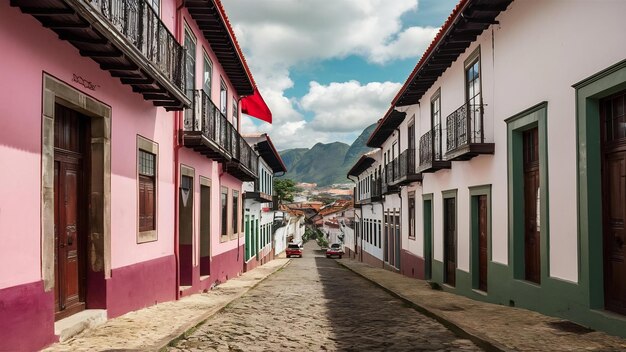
[402, 0, 626, 282]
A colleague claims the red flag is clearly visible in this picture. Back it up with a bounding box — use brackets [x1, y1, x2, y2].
[241, 88, 272, 123]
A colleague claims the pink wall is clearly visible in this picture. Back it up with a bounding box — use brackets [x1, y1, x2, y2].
[0, 2, 176, 288]
[180, 8, 241, 129]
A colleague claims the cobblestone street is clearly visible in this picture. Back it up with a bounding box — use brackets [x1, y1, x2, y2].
[169, 243, 480, 351]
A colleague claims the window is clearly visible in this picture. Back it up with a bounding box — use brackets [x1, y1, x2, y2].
[465, 48, 482, 143]
[232, 100, 238, 130]
[203, 53, 212, 95]
[137, 136, 158, 243]
[408, 191, 416, 239]
[220, 79, 228, 115]
[431, 89, 442, 159]
[232, 190, 239, 236]
[138, 150, 156, 232]
[221, 187, 228, 238]
[184, 27, 196, 100]
[147, 0, 159, 15]
[378, 220, 382, 249]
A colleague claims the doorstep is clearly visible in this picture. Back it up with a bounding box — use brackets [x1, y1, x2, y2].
[54, 309, 107, 342]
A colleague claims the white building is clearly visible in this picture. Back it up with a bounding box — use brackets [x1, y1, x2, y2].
[243, 134, 287, 271]
[357, 0, 626, 337]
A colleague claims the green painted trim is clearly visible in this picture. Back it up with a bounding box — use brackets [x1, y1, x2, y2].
[442, 189, 458, 286]
[432, 259, 444, 284]
[576, 59, 626, 312]
[506, 102, 549, 283]
[469, 185, 491, 291]
[423, 193, 434, 280]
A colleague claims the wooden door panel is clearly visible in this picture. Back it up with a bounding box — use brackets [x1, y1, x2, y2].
[523, 127, 541, 284]
[604, 151, 626, 314]
[444, 198, 456, 286]
[478, 195, 488, 292]
[54, 103, 87, 319]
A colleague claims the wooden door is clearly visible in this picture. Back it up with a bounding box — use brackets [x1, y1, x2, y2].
[423, 199, 432, 280]
[523, 128, 541, 284]
[444, 198, 456, 286]
[478, 195, 488, 292]
[54, 104, 87, 320]
[601, 91, 626, 315]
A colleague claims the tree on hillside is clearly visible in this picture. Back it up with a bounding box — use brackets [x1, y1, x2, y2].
[274, 178, 297, 203]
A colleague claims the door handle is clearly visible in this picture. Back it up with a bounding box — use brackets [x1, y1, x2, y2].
[67, 234, 73, 246]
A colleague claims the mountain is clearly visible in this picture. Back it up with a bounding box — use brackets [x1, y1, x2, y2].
[279, 148, 308, 172]
[343, 123, 377, 168]
[278, 123, 375, 186]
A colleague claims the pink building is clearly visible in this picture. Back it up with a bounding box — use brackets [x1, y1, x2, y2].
[0, 0, 270, 350]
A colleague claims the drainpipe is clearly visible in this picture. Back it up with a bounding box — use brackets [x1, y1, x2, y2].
[348, 174, 359, 258]
[173, 0, 185, 300]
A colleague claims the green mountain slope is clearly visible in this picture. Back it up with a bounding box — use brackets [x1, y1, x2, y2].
[278, 123, 376, 186]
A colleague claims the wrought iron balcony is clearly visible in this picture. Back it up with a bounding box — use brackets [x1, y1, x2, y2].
[225, 134, 258, 182]
[182, 90, 258, 181]
[418, 124, 451, 173]
[382, 162, 399, 195]
[354, 178, 382, 205]
[386, 149, 422, 187]
[182, 90, 233, 162]
[445, 102, 494, 160]
[12, 0, 189, 110]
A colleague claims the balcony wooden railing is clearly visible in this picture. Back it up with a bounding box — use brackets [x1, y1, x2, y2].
[385, 149, 422, 187]
[13, 0, 188, 109]
[418, 124, 451, 173]
[445, 102, 494, 160]
[182, 90, 257, 181]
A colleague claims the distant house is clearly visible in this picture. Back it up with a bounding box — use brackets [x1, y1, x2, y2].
[242, 134, 287, 271]
[352, 0, 626, 338]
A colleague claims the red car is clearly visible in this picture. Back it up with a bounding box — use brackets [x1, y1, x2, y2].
[326, 243, 344, 259]
[286, 243, 303, 258]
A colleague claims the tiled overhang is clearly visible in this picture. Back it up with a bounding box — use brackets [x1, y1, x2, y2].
[347, 156, 375, 177]
[12, 0, 190, 110]
[185, 0, 254, 96]
[366, 109, 407, 148]
[393, 0, 512, 106]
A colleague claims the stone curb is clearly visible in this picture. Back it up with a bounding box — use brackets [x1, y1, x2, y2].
[335, 260, 509, 352]
[155, 259, 292, 352]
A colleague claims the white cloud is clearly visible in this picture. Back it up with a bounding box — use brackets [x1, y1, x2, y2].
[222, 0, 439, 150]
[302, 81, 402, 132]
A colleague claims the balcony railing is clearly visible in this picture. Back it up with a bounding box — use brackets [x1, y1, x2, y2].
[386, 149, 422, 187]
[12, 0, 188, 109]
[418, 124, 450, 173]
[445, 102, 494, 160]
[382, 162, 398, 195]
[89, 0, 185, 92]
[182, 90, 257, 181]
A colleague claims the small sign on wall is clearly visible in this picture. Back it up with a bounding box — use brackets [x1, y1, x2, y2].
[72, 74, 100, 91]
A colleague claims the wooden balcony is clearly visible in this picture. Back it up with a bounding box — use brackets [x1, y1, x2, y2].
[418, 124, 451, 173]
[244, 190, 272, 203]
[445, 102, 494, 161]
[387, 149, 422, 187]
[12, 0, 189, 110]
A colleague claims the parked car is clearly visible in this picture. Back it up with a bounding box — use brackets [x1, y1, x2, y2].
[286, 243, 303, 258]
[326, 243, 344, 259]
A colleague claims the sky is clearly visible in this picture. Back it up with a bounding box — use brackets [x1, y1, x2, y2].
[222, 0, 458, 151]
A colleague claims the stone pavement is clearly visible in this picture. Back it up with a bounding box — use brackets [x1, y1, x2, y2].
[337, 259, 626, 352]
[169, 242, 481, 351]
[43, 258, 290, 352]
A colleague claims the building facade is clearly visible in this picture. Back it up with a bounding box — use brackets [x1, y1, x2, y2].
[243, 134, 287, 271]
[0, 0, 271, 350]
[359, 0, 626, 337]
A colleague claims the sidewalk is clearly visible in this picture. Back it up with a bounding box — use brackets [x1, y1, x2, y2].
[43, 259, 290, 352]
[337, 259, 626, 352]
